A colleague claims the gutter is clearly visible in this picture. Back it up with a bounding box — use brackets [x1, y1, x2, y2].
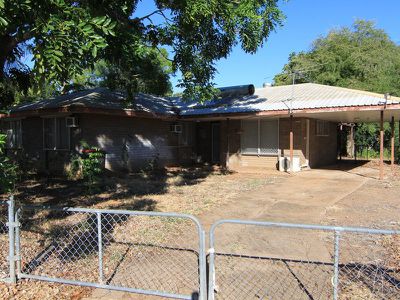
[178, 103, 400, 120]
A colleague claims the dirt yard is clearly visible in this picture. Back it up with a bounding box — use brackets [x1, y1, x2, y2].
[1, 161, 399, 299]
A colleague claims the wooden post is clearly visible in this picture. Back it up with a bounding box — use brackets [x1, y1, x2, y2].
[339, 124, 342, 161]
[290, 114, 294, 172]
[226, 118, 230, 170]
[354, 123, 357, 161]
[391, 116, 395, 169]
[379, 110, 384, 180]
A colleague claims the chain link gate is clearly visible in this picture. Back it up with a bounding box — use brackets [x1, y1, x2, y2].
[0, 200, 9, 282]
[0, 197, 18, 284]
[14, 205, 207, 300]
[208, 220, 400, 300]
[2, 196, 400, 300]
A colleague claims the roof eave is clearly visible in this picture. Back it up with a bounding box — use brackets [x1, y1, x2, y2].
[1, 106, 177, 120]
[178, 103, 400, 120]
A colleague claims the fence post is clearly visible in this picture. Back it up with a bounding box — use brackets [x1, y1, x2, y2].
[198, 230, 207, 300]
[97, 212, 104, 284]
[14, 209, 21, 277]
[7, 195, 16, 284]
[333, 230, 340, 300]
[208, 228, 216, 300]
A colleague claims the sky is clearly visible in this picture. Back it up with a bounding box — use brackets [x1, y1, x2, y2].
[135, 0, 400, 92]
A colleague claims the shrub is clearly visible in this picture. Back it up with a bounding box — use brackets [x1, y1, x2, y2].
[0, 134, 19, 194]
[68, 141, 105, 193]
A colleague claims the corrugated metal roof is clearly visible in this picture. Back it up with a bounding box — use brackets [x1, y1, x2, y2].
[175, 83, 400, 116]
[9, 83, 400, 117]
[10, 87, 176, 115]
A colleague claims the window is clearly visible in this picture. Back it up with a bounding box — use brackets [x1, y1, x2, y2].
[2, 120, 22, 149]
[43, 117, 70, 150]
[241, 119, 279, 155]
[316, 120, 330, 136]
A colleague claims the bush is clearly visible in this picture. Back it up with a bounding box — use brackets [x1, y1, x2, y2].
[68, 141, 105, 194]
[0, 134, 19, 194]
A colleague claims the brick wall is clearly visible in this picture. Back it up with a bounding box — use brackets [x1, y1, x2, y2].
[75, 114, 194, 172]
[6, 114, 195, 173]
[3, 114, 338, 173]
[308, 119, 338, 167]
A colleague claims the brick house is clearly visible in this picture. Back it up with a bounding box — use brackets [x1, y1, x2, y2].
[1, 83, 399, 173]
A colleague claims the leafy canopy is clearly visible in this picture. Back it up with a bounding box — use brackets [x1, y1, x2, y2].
[274, 20, 400, 159]
[0, 0, 284, 106]
[273, 20, 400, 97]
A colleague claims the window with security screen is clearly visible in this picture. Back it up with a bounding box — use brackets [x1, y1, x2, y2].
[43, 117, 70, 150]
[241, 120, 258, 154]
[241, 119, 279, 155]
[260, 120, 279, 154]
[2, 120, 22, 149]
[316, 120, 330, 136]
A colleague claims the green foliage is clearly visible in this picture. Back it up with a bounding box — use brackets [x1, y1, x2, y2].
[68, 141, 105, 193]
[275, 20, 400, 159]
[0, 133, 19, 194]
[140, 153, 161, 177]
[355, 122, 400, 161]
[82, 150, 105, 193]
[274, 20, 400, 96]
[0, 0, 284, 108]
[1, 0, 115, 84]
[67, 154, 83, 180]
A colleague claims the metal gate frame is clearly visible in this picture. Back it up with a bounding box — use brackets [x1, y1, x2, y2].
[208, 219, 400, 300]
[14, 206, 207, 300]
[3, 196, 400, 300]
[0, 196, 17, 284]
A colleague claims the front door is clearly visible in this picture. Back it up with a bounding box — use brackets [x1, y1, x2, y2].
[211, 123, 220, 164]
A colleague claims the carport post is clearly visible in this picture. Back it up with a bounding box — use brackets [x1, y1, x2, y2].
[391, 116, 395, 169]
[339, 124, 342, 161]
[226, 118, 230, 170]
[354, 123, 357, 161]
[379, 110, 384, 180]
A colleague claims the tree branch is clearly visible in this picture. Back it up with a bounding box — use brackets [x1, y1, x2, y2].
[157, 10, 173, 23]
[136, 9, 163, 21]
[15, 31, 34, 44]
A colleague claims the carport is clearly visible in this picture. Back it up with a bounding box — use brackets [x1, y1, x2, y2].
[291, 102, 400, 179]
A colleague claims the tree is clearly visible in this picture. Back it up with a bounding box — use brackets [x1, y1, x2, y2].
[273, 20, 400, 97]
[274, 20, 400, 159]
[0, 0, 284, 108]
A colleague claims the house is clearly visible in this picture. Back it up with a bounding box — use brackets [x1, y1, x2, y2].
[1, 83, 399, 175]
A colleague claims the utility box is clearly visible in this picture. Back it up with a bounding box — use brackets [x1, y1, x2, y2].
[279, 156, 301, 172]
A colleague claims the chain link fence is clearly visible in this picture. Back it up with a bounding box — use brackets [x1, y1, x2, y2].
[208, 220, 400, 300]
[0, 201, 9, 282]
[16, 206, 207, 300]
[1, 197, 400, 300]
[338, 231, 400, 299]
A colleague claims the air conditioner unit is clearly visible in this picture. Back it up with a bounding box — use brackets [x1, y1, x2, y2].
[279, 156, 301, 172]
[66, 117, 78, 128]
[170, 124, 182, 133]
